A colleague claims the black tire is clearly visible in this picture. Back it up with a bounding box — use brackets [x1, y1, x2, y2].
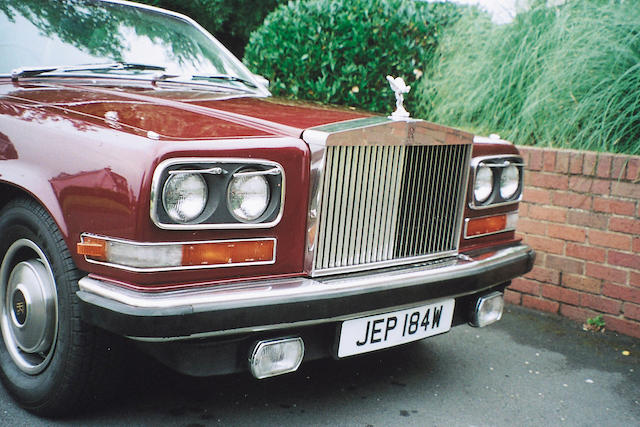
[0, 197, 121, 417]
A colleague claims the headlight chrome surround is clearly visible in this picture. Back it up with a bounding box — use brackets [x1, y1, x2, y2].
[470, 155, 524, 209]
[150, 158, 285, 229]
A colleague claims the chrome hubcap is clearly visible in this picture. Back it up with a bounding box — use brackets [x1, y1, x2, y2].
[1, 239, 58, 374]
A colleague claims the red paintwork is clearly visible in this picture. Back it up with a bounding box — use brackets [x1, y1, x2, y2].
[0, 78, 369, 286]
[459, 142, 522, 252]
[7, 80, 369, 140]
[0, 76, 520, 289]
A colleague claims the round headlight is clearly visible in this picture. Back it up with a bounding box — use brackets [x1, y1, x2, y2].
[500, 165, 520, 199]
[162, 173, 208, 223]
[474, 165, 494, 203]
[227, 173, 270, 222]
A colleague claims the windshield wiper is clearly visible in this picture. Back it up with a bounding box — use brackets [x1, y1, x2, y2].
[11, 62, 166, 81]
[150, 73, 259, 92]
[191, 74, 258, 89]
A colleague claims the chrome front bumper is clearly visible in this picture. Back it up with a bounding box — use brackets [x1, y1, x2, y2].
[77, 244, 534, 341]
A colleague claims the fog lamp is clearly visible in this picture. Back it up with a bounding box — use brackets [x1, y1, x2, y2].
[470, 292, 504, 327]
[249, 337, 304, 379]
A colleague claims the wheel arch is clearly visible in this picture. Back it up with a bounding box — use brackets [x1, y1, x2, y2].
[0, 180, 70, 247]
[0, 181, 122, 416]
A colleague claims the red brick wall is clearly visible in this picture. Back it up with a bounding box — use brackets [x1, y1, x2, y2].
[507, 146, 640, 339]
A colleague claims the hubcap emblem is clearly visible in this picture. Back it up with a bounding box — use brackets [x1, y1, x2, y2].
[12, 289, 27, 326]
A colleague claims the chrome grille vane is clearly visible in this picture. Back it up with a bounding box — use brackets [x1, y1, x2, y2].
[314, 143, 471, 274]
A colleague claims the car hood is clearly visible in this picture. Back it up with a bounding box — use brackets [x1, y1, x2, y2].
[1, 80, 372, 140]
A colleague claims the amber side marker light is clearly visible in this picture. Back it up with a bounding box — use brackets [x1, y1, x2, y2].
[77, 235, 276, 270]
[77, 236, 107, 261]
[465, 212, 518, 239]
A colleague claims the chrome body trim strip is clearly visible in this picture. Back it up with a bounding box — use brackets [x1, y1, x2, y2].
[129, 299, 459, 343]
[311, 250, 459, 277]
[303, 140, 327, 273]
[78, 244, 530, 319]
[80, 233, 277, 272]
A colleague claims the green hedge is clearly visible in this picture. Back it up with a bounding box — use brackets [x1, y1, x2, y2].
[417, 0, 640, 155]
[244, 0, 462, 115]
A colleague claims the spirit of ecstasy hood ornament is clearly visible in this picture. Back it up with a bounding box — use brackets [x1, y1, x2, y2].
[386, 75, 411, 120]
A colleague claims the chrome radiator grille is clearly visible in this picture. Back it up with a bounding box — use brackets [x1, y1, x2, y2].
[314, 144, 471, 274]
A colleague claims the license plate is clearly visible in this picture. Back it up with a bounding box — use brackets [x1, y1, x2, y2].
[337, 299, 455, 358]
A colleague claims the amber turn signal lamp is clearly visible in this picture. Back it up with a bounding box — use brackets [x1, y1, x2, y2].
[465, 214, 508, 238]
[77, 236, 107, 261]
[182, 240, 275, 266]
[78, 235, 276, 270]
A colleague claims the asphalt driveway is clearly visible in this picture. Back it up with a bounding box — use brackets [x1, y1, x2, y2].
[1, 305, 638, 426]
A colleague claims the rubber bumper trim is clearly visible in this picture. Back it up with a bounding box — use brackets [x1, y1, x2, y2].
[77, 244, 535, 340]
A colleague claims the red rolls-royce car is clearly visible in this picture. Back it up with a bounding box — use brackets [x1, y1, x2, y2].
[0, 0, 534, 416]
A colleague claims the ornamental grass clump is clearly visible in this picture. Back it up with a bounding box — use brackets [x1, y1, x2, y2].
[418, 0, 640, 155]
[244, 0, 461, 114]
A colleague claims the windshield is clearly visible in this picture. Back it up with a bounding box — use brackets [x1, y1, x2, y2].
[0, 0, 258, 88]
